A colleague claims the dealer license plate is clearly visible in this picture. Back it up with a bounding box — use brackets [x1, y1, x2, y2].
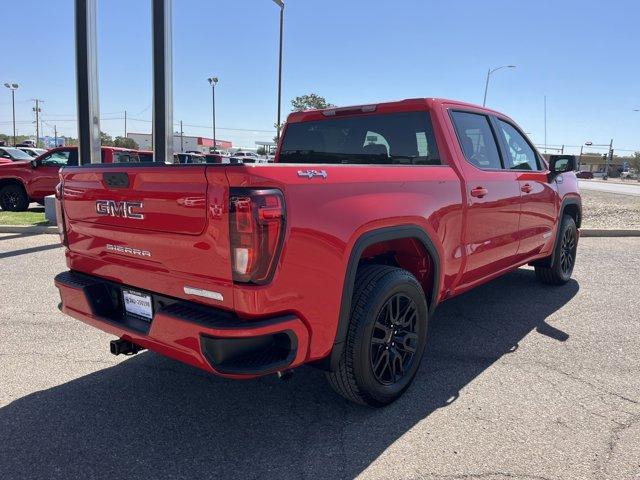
[122, 289, 153, 320]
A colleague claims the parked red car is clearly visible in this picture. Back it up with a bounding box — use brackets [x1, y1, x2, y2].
[54, 98, 581, 406]
[0, 146, 139, 211]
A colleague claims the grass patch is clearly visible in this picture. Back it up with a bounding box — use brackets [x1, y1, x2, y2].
[0, 210, 48, 226]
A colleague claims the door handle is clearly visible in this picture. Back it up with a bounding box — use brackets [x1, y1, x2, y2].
[521, 183, 533, 193]
[470, 186, 488, 198]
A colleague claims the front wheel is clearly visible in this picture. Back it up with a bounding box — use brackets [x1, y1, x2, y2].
[535, 215, 578, 285]
[0, 184, 29, 211]
[326, 265, 429, 407]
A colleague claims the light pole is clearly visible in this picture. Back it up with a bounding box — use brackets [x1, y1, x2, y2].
[207, 77, 218, 151]
[482, 65, 516, 107]
[579, 141, 592, 170]
[4, 83, 19, 146]
[272, 0, 284, 140]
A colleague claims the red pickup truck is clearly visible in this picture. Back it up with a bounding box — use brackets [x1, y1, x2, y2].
[0, 146, 140, 211]
[54, 98, 581, 406]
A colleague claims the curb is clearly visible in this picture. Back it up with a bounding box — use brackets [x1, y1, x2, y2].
[581, 229, 640, 237]
[0, 224, 58, 235]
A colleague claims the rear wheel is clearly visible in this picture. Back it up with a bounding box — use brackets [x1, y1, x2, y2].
[535, 215, 578, 285]
[326, 265, 429, 407]
[0, 184, 29, 211]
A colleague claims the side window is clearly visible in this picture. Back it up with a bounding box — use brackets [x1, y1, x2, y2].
[0, 149, 9, 159]
[450, 111, 502, 170]
[40, 150, 71, 166]
[497, 120, 540, 171]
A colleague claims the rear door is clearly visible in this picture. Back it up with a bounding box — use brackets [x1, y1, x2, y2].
[493, 118, 557, 257]
[449, 110, 522, 288]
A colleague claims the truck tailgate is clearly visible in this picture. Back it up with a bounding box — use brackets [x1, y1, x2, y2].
[60, 165, 234, 309]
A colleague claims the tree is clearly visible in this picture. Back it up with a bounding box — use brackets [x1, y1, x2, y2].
[290, 93, 335, 112]
[630, 152, 640, 182]
[100, 131, 114, 146]
[256, 146, 267, 155]
[113, 136, 139, 149]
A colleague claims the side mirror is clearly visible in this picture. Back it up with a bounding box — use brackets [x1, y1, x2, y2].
[548, 155, 576, 181]
[30, 160, 38, 169]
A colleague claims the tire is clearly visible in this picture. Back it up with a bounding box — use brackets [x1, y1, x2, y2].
[0, 184, 29, 212]
[535, 215, 578, 285]
[326, 265, 429, 407]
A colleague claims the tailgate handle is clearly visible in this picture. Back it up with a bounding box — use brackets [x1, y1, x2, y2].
[103, 172, 130, 189]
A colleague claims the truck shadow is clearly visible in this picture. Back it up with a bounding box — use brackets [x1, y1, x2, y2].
[0, 268, 578, 480]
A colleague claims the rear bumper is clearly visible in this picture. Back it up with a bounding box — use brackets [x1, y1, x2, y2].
[54, 271, 309, 378]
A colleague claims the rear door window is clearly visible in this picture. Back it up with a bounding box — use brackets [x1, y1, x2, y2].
[280, 111, 441, 165]
[450, 111, 502, 170]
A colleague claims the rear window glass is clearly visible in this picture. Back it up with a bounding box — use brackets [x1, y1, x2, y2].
[279, 111, 441, 165]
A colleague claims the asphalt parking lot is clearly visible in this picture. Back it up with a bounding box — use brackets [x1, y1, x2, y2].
[1, 233, 639, 480]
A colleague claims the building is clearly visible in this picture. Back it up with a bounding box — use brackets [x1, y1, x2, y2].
[542, 153, 630, 177]
[255, 141, 277, 155]
[577, 154, 628, 176]
[127, 133, 232, 153]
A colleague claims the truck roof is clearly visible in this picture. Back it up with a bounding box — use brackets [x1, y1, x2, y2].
[286, 98, 505, 124]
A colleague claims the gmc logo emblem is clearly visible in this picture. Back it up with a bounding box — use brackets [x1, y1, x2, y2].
[96, 200, 144, 220]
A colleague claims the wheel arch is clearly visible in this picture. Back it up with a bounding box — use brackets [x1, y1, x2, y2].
[537, 195, 581, 269]
[321, 225, 442, 371]
[561, 196, 582, 229]
[0, 177, 27, 191]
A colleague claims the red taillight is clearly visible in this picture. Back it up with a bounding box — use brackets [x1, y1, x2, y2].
[54, 182, 68, 247]
[229, 189, 285, 284]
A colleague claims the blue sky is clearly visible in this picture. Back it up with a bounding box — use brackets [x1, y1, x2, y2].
[2, 0, 639, 153]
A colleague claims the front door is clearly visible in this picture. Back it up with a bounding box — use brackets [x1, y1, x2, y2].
[449, 110, 522, 289]
[30, 149, 78, 199]
[493, 118, 557, 257]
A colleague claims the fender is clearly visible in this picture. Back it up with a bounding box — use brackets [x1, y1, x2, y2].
[537, 195, 582, 268]
[322, 225, 442, 371]
[0, 176, 28, 192]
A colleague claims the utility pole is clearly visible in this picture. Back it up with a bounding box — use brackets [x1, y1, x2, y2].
[603, 138, 613, 181]
[180, 120, 184, 152]
[54, 125, 58, 147]
[543, 95, 547, 154]
[32, 99, 44, 147]
[579, 145, 584, 167]
[124, 110, 127, 138]
[270, 0, 285, 140]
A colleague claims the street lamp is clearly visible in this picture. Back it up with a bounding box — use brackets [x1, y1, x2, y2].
[579, 141, 593, 166]
[272, 0, 284, 140]
[207, 77, 218, 151]
[482, 65, 516, 106]
[4, 83, 19, 146]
